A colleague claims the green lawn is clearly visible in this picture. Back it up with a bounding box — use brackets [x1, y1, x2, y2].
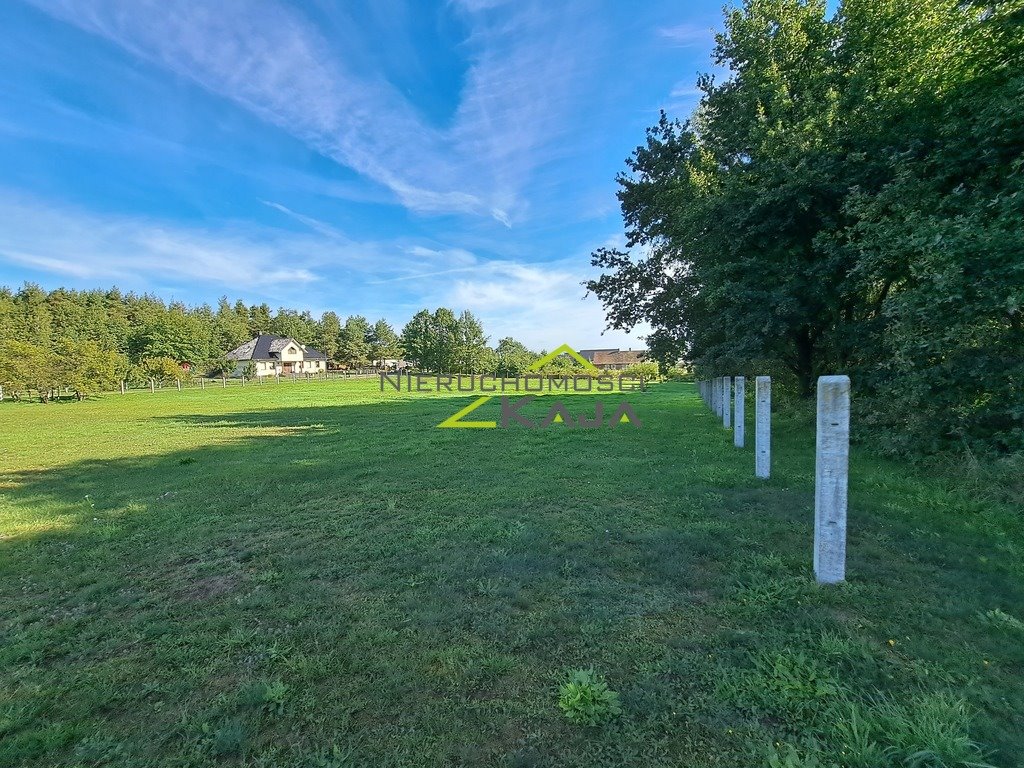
[0, 381, 1021, 767]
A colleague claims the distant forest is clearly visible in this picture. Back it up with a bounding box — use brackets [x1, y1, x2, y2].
[0, 284, 549, 400]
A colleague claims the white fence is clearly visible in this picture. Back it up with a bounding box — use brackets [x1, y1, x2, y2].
[697, 374, 850, 585]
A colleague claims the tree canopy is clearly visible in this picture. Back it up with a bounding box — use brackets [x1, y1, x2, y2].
[587, 0, 1023, 453]
[0, 286, 543, 398]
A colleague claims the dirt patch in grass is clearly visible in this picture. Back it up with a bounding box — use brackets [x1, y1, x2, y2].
[179, 573, 239, 601]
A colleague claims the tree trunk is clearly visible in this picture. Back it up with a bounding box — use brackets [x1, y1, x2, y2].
[794, 328, 815, 397]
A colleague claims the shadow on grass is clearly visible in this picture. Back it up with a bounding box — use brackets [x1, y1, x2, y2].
[1, 385, 1022, 766]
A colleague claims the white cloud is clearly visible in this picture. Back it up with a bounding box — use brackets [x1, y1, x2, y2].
[0, 192, 322, 290]
[658, 22, 713, 48]
[0, 191, 648, 349]
[419, 255, 649, 350]
[29, 0, 595, 225]
[260, 201, 348, 240]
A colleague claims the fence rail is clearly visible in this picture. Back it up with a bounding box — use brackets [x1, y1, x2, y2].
[0, 370, 384, 402]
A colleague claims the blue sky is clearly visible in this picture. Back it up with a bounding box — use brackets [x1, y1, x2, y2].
[0, 0, 724, 350]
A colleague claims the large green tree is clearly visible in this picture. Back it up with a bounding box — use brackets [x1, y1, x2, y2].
[452, 310, 490, 373]
[368, 319, 402, 367]
[315, 311, 343, 362]
[493, 337, 539, 377]
[55, 340, 128, 400]
[400, 310, 433, 370]
[338, 315, 371, 369]
[0, 340, 59, 402]
[588, 0, 1024, 452]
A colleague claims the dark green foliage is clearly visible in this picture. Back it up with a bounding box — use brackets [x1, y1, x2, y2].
[587, 0, 1024, 454]
[0, 286, 539, 392]
[400, 307, 494, 373]
[494, 337, 540, 376]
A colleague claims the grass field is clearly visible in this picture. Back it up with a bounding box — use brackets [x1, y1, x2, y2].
[1, 380, 1022, 767]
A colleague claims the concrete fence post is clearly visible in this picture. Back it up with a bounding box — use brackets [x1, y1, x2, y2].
[201, 378, 205, 390]
[222, 376, 226, 388]
[149, 378, 155, 394]
[722, 377, 732, 428]
[814, 375, 851, 585]
[755, 376, 771, 479]
[734, 376, 745, 447]
[176, 380, 181, 392]
[0, 384, 4, 401]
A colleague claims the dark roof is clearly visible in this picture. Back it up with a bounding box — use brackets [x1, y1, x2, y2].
[577, 348, 619, 362]
[226, 334, 327, 361]
[592, 349, 646, 366]
[301, 344, 328, 360]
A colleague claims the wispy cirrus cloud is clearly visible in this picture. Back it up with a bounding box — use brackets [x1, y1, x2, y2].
[0, 192, 321, 290]
[28, 0, 594, 226]
[0, 190, 646, 348]
[658, 22, 713, 47]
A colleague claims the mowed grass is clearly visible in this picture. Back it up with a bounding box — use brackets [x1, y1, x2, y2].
[0, 380, 1021, 767]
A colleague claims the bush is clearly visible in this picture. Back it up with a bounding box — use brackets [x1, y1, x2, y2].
[622, 361, 660, 382]
[665, 365, 693, 381]
[557, 668, 622, 726]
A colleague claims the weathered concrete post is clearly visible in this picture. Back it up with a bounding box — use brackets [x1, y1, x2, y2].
[0, 384, 4, 401]
[201, 378, 205, 391]
[722, 377, 732, 428]
[755, 376, 771, 479]
[176, 380, 182, 392]
[149, 378, 155, 394]
[814, 375, 851, 584]
[734, 376, 745, 447]
[713, 378, 720, 417]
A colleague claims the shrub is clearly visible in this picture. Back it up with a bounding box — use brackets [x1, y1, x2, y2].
[557, 668, 622, 726]
[666, 365, 693, 381]
[622, 361, 660, 382]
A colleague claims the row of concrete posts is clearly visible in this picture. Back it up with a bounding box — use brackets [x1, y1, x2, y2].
[697, 374, 850, 585]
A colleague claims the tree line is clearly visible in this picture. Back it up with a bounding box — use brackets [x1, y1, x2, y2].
[587, 0, 1022, 454]
[0, 285, 548, 401]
